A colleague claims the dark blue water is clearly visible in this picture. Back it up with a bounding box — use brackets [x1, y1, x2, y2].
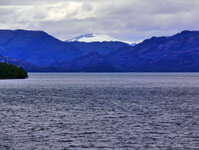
[0, 73, 199, 149]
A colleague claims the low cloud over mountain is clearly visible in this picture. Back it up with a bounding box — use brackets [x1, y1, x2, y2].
[1, 0, 199, 42]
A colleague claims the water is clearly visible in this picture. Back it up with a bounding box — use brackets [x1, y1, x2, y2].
[0, 73, 199, 150]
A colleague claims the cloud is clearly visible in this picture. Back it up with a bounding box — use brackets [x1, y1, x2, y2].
[0, 0, 199, 42]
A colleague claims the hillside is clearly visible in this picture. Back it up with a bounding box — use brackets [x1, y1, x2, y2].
[106, 30, 199, 72]
[0, 30, 129, 66]
[52, 30, 199, 72]
[1, 30, 199, 72]
[68, 41, 129, 55]
[0, 29, 82, 66]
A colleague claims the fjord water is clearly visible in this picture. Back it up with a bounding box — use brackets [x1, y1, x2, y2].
[0, 73, 199, 149]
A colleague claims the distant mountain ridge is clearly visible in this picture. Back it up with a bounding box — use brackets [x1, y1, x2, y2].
[0, 54, 37, 71]
[50, 30, 199, 72]
[68, 41, 130, 55]
[104, 30, 199, 72]
[0, 29, 82, 66]
[0, 29, 128, 66]
[1, 29, 199, 72]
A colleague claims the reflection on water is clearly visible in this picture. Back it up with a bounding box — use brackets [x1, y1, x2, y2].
[0, 73, 199, 149]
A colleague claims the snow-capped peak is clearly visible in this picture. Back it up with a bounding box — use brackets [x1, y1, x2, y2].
[67, 33, 134, 44]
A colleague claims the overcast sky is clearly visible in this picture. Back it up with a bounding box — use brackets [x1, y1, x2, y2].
[1, 0, 199, 42]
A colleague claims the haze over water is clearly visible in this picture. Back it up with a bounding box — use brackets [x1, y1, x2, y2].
[0, 73, 199, 149]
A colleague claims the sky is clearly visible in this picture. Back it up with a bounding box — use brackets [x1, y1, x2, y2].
[1, 0, 199, 42]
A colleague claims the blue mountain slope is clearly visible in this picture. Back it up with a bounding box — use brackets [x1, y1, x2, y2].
[0, 29, 82, 66]
[0, 30, 129, 67]
[53, 30, 199, 72]
[50, 52, 119, 72]
[67, 41, 129, 55]
[1, 30, 199, 72]
[105, 30, 199, 72]
[0, 54, 38, 71]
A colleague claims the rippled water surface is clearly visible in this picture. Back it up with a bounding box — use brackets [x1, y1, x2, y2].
[0, 73, 199, 150]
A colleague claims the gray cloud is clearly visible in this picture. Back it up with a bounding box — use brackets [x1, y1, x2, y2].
[0, 0, 199, 42]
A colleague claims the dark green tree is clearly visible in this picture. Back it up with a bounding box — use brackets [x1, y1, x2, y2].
[0, 62, 28, 79]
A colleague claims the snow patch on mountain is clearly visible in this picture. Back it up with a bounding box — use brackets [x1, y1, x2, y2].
[67, 33, 135, 45]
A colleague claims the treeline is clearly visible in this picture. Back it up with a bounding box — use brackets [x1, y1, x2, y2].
[0, 62, 28, 79]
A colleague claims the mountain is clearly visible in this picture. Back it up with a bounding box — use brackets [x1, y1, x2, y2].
[0, 54, 38, 71]
[105, 30, 199, 72]
[0, 29, 82, 66]
[67, 33, 134, 45]
[1, 29, 199, 72]
[66, 33, 131, 55]
[50, 52, 119, 72]
[67, 41, 130, 55]
[0, 30, 131, 67]
[56, 30, 199, 72]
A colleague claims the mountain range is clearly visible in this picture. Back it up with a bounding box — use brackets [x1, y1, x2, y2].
[0, 29, 199, 72]
[0, 30, 128, 66]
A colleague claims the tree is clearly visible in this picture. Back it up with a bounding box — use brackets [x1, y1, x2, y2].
[0, 62, 28, 79]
